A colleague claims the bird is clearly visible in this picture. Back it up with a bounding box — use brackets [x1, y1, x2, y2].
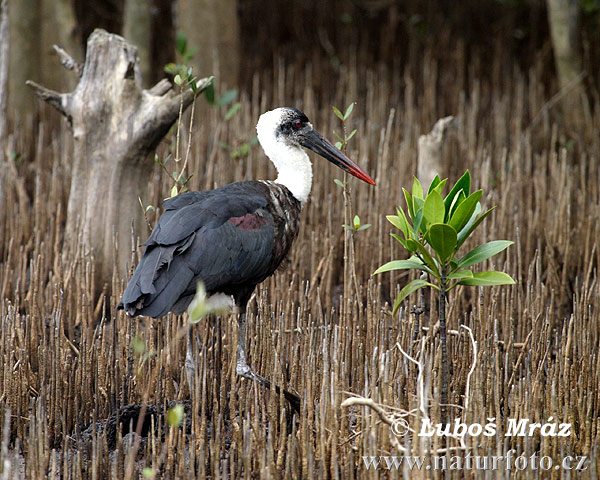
[118, 107, 375, 409]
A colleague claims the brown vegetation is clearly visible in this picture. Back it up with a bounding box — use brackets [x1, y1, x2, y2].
[1, 38, 599, 478]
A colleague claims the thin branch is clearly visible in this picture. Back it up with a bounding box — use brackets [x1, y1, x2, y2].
[148, 78, 172, 96]
[26, 80, 71, 122]
[397, 338, 427, 419]
[461, 325, 477, 413]
[177, 95, 197, 189]
[341, 397, 409, 454]
[53, 45, 82, 77]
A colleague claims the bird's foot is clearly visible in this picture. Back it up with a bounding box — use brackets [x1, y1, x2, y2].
[236, 359, 301, 414]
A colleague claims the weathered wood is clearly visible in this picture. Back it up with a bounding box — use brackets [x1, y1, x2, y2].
[53, 44, 82, 78]
[417, 116, 454, 189]
[546, 0, 588, 136]
[28, 29, 212, 298]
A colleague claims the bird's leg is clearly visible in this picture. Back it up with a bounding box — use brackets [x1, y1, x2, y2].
[185, 326, 196, 396]
[234, 310, 301, 413]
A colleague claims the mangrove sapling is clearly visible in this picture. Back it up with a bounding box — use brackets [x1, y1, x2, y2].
[332, 102, 370, 303]
[374, 170, 515, 425]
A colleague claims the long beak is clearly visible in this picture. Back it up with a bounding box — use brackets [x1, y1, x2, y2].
[299, 129, 376, 185]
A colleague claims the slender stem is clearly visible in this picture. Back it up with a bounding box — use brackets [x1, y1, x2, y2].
[175, 85, 184, 163]
[439, 266, 449, 426]
[176, 92, 197, 189]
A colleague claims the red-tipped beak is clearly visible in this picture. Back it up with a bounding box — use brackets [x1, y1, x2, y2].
[299, 129, 376, 185]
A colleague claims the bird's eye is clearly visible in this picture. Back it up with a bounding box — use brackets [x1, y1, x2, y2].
[294, 120, 302, 128]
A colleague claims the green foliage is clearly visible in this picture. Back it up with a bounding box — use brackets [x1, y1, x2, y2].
[166, 404, 184, 428]
[375, 171, 514, 314]
[142, 467, 156, 479]
[332, 103, 357, 151]
[332, 102, 371, 235]
[187, 281, 231, 323]
[131, 335, 145, 356]
[343, 214, 371, 232]
[165, 32, 213, 95]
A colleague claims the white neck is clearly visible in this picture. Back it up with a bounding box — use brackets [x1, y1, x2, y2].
[256, 110, 313, 204]
[270, 147, 313, 204]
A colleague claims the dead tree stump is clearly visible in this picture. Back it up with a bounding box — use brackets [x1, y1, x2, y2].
[27, 29, 212, 298]
[417, 116, 455, 188]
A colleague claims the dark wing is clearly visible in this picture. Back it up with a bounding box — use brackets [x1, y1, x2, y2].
[118, 183, 276, 318]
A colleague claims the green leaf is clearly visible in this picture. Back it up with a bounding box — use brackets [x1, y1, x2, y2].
[346, 128, 357, 141]
[335, 141, 343, 150]
[170, 185, 179, 198]
[334, 178, 346, 188]
[175, 32, 188, 55]
[145, 205, 155, 213]
[216, 89, 238, 107]
[456, 205, 493, 248]
[353, 215, 360, 228]
[412, 177, 424, 199]
[428, 223, 457, 262]
[167, 404, 185, 427]
[415, 242, 440, 278]
[405, 238, 420, 252]
[164, 62, 177, 75]
[132, 335, 145, 356]
[174, 74, 182, 86]
[403, 188, 414, 219]
[458, 271, 515, 287]
[423, 190, 445, 226]
[396, 206, 411, 234]
[447, 269, 473, 280]
[357, 224, 371, 231]
[386, 214, 409, 238]
[344, 102, 355, 119]
[412, 208, 423, 237]
[142, 467, 155, 478]
[393, 279, 439, 315]
[449, 190, 482, 233]
[225, 102, 241, 120]
[433, 178, 447, 195]
[444, 170, 470, 213]
[204, 83, 215, 104]
[142, 467, 156, 479]
[373, 257, 430, 275]
[447, 190, 466, 222]
[391, 233, 406, 248]
[457, 240, 514, 269]
[427, 174, 441, 194]
[332, 106, 344, 121]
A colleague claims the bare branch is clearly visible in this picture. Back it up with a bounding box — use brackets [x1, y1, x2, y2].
[148, 78, 172, 96]
[25, 80, 71, 122]
[53, 45, 82, 77]
[341, 396, 410, 454]
[461, 325, 477, 413]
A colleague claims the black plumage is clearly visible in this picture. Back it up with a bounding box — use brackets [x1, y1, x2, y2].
[118, 181, 301, 317]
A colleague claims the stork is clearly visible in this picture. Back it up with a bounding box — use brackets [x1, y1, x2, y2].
[118, 107, 375, 409]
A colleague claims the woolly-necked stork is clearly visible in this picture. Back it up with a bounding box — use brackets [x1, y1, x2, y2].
[118, 107, 375, 409]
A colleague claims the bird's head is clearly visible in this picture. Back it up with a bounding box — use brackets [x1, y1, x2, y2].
[256, 107, 376, 186]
